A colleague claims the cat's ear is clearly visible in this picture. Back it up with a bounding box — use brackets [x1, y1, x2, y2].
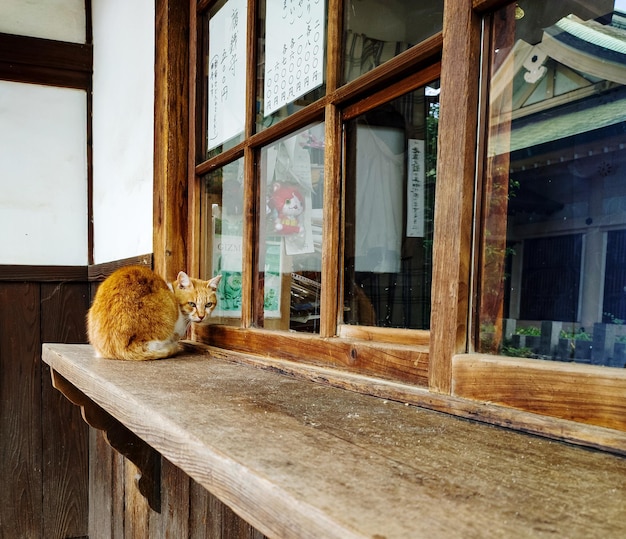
[177, 271, 193, 290]
[208, 274, 222, 290]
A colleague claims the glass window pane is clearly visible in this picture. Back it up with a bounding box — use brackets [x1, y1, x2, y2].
[478, 0, 626, 368]
[256, 0, 327, 131]
[343, 0, 443, 83]
[343, 83, 439, 328]
[205, 0, 248, 159]
[259, 124, 325, 331]
[200, 159, 245, 326]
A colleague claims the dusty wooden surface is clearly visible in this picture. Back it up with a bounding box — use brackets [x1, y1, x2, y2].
[43, 343, 626, 539]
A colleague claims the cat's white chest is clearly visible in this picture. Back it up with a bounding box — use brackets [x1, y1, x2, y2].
[174, 310, 190, 339]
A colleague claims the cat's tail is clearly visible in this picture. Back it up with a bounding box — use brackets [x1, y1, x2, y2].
[90, 337, 181, 360]
[118, 338, 182, 361]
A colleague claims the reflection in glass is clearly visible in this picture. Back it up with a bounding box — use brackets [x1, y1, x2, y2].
[256, 0, 327, 132]
[343, 0, 443, 83]
[200, 159, 245, 326]
[259, 124, 325, 331]
[479, 1, 626, 367]
[343, 83, 439, 329]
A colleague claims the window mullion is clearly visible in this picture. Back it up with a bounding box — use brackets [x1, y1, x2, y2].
[241, 145, 258, 328]
[320, 103, 342, 337]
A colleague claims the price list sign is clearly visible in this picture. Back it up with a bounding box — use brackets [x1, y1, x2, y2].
[264, 0, 325, 116]
[208, 0, 247, 150]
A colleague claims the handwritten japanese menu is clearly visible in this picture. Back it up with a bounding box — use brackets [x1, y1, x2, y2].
[264, 0, 325, 116]
[406, 139, 425, 237]
[208, 0, 247, 150]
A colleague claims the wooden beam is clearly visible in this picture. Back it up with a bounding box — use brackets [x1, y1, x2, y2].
[453, 354, 626, 432]
[153, 0, 191, 281]
[429, 0, 481, 394]
[0, 33, 92, 89]
[0, 265, 88, 282]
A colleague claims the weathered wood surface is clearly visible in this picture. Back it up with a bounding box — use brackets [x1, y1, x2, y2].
[44, 343, 626, 539]
[200, 325, 429, 386]
[429, 0, 481, 393]
[453, 354, 626, 432]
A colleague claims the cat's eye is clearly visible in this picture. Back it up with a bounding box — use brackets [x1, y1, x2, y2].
[206, 302, 214, 308]
[188, 302, 196, 308]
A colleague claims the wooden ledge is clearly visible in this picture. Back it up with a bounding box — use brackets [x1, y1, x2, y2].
[43, 343, 626, 539]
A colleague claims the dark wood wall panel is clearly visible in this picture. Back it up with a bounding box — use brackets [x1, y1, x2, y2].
[89, 428, 125, 539]
[0, 276, 90, 539]
[0, 32, 92, 90]
[41, 282, 90, 537]
[0, 282, 42, 538]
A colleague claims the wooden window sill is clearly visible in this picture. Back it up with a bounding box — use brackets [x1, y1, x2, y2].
[43, 343, 626, 539]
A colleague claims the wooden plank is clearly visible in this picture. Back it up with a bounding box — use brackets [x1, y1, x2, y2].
[337, 325, 430, 346]
[41, 282, 90, 538]
[331, 33, 443, 106]
[160, 458, 190, 538]
[43, 344, 626, 539]
[0, 32, 92, 89]
[125, 461, 152, 538]
[0, 283, 42, 538]
[153, 0, 191, 281]
[0, 265, 88, 282]
[452, 354, 626, 432]
[193, 342, 626, 455]
[429, 0, 481, 393]
[40, 282, 89, 343]
[324, 0, 343, 93]
[198, 325, 429, 385]
[190, 473, 268, 538]
[187, 0, 201, 277]
[87, 254, 152, 282]
[41, 364, 89, 538]
[89, 429, 114, 539]
[189, 479, 214, 539]
[88, 423, 127, 537]
[0, 33, 92, 72]
[242, 145, 259, 328]
[320, 103, 341, 336]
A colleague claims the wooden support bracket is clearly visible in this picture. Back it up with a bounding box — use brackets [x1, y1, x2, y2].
[50, 370, 162, 513]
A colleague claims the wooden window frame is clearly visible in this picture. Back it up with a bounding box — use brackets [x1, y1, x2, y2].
[187, 0, 442, 386]
[153, 0, 626, 452]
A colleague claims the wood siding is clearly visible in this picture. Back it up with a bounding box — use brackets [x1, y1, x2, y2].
[0, 268, 90, 539]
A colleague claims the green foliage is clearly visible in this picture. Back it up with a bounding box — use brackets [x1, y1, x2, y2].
[559, 329, 591, 341]
[515, 326, 541, 336]
[501, 344, 534, 358]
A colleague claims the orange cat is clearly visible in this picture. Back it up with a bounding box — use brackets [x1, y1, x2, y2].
[87, 265, 221, 360]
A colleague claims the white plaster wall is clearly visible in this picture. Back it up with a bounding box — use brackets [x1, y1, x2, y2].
[0, 81, 88, 265]
[91, 0, 155, 264]
[0, 0, 85, 43]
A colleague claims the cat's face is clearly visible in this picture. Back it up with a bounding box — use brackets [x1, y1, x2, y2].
[173, 272, 222, 324]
